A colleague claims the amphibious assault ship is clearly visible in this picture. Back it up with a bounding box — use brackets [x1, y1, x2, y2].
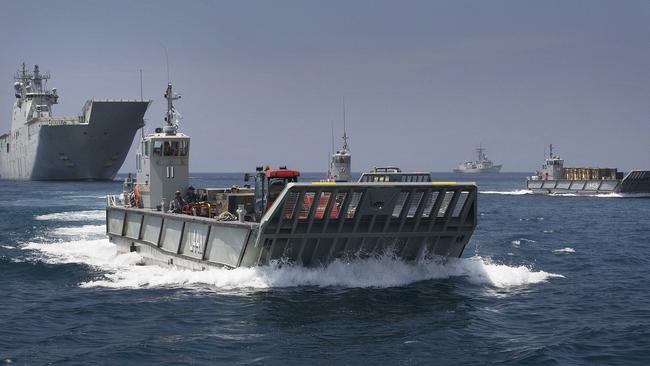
[526, 145, 650, 194]
[106, 83, 478, 270]
[454, 145, 502, 173]
[0, 64, 151, 180]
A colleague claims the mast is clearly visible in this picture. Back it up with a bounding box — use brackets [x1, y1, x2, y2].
[476, 144, 486, 162]
[139, 69, 143, 101]
[140, 69, 145, 139]
[341, 97, 349, 152]
[163, 83, 181, 135]
[328, 120, 335, 177]
[331, 120, 335, 156]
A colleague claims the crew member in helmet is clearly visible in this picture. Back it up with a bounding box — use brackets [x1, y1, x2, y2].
[184, 186, 199, 203]
[169, 191, 185, 213]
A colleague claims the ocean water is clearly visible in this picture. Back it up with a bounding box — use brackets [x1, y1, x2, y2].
[1, 172, 649, 365]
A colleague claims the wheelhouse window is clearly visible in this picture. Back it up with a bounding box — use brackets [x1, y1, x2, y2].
[152, 140, 163, 156]
[179, 140, 188, 156]
[162, 140, 188, 156]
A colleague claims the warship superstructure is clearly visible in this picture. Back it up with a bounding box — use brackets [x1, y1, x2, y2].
[329, 127, 351, 182]
[0, 64, 151, 180]
[328, 101, 352, 182]
[106, 83, 478, 270]
[526, 145, 650, 194]
[454, 145, 502, 173]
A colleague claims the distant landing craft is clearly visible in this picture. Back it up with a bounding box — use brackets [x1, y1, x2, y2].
[526, 144, 650, 194]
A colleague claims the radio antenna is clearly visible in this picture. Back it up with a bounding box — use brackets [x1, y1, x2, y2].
[139, 68, 145, 139]
[164, 47, 170, 83]
[331, 120, 335, 154]
[139, 69, 143, 101]
[341, 97, 349, 152]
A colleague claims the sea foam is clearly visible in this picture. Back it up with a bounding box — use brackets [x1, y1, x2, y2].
[24, 223, 564, 290]
[480, 190, 531, 195]
[553, 247, 576, 254]
[35, 210, 105, 222]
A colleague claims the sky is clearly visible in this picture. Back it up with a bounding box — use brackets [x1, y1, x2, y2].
[0, 0, 648, 172]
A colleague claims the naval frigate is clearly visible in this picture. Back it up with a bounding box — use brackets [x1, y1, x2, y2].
[0, 64, 151, 180]
[453, 145, 502, 173]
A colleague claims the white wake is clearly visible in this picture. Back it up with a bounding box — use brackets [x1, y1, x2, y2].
[553, 247, 576, 254]
[23, 223, 564, 290]
[35, 210, 105, 222]
[481, 190, 650, 198]
[480, 190, 531, 195]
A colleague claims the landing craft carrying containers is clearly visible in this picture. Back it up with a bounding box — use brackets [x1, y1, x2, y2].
[526, 145, 650, 194]
[106, 83, 478, 270]
[0, 64, 151, 180]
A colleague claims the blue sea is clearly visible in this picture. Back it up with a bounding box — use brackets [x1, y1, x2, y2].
[1, 172, 649, 365]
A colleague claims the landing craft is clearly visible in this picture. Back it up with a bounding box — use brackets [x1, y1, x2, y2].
[106, 82, 479, 270]
[0, 64, 151, 180]
[526, 144, 650, 194]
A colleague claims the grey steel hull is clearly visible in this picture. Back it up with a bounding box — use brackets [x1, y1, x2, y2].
[0, 100, 149, 180]
[453, 165, 502, 174]
[106, 182, 478, 270]
[526, 170, 650, 194]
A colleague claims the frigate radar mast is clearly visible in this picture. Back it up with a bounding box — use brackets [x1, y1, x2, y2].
[329, 99, 352, 182]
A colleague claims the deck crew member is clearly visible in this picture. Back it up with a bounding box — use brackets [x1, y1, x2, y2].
[169, 191, 185, 213]
[184, 186, 199, 203]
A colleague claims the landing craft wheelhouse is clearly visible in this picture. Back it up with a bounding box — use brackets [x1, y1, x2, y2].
[106, 82, 478, 270]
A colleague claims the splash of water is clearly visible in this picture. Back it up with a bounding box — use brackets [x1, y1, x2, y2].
[553, 247, 575, 254]
[481, 190, 531, 195]
[35, 210, 105, 222]
[52, 225, 106, 238]
[511, 238, 537, 247]
[23, 224, 564, 290]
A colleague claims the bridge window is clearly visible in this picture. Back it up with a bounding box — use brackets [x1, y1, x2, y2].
[163, 141, 175, 156]
[152, 141, 162, 156]
[179, 140, 188, 156]
[162, 140, 189, 156]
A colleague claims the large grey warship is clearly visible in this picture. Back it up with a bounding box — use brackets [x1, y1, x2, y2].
[0, 64, 151, 180]
[526, 145, 650, 194]
[454, 145, 502, 173]
[106, 83, 478, 270]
